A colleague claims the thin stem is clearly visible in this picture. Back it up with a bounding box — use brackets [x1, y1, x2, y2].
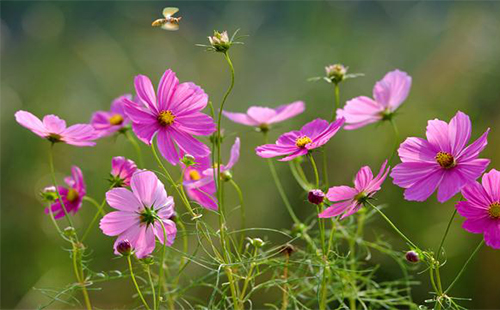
[330, 83, 340, 122]
[146, 265, 157, 310]
[444, 239, 484, 294]
[125, 130, 144, 167]
[82, 195, 108, 242]
[127, 255, 151, 310]
[436, 209, 458, 262]
[240, 246, 258, 301]
[389, 118, 400, 164]
[72, 243, 92, 310]
[308, 154, 320, 188]
[288, 161, 311, 191]
[156, 220, 168, 310]
[365, 200, 419, 250]
[82, 196, 105, 216]
[230, 179, 246, 251]
[281, 253, 290, 310]
[321, 148, 329, 188]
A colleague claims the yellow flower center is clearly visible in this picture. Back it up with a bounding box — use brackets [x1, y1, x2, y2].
[66, 188, 79, 202]
[188, 170, 201, 181]
[295, 136, 312, 148]
[157, 110, 176, 126]
[488, 202, 500, 219]
[109, 114, 124, 125]
[435, 152, 456, 169]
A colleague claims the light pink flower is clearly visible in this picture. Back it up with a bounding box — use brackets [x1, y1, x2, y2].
[391, 111, 490, 203]
[91, 95, 131, 138]
[337, 70, 411, 130]
[100, 171, 177, 258]
[46, 166, 86, 219]
[222, 101, 305, 130]
[456, 169, 500, 249]
[15, 111, 97, 146]
[123, 69, 216, 165]
[110, 156, 138, 187]
[255, 118, 344, 161]
[183, 155, 218, 210]
[319, 161, 390, 219]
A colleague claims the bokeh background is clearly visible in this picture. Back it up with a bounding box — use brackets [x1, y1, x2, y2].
[2, 1, 500, 309]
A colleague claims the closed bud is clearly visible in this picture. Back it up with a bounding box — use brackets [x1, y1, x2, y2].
[308, 189, 325, 205]
[40, 186, 58, 203]
[63, 226, 76, 239]
[405, 250, 419, 263]
[220, 170, 232, 182]
[248, 237, 265, 248]
[116, 240, 133, 256]
[325, 64, 348, 84]
[208, 31, 231, 53]
[181, 154, 196, 167]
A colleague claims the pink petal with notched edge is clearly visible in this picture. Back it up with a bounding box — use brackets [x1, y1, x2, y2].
[106, 188, 142, 212]
[99, 211, 140, 236]
[398, 137, 438, 163]
[306, 118, 344, 149]
[337, 96, 384, 130]
[222, 111, 259, 126]
[269, 101, 305, 124]
[15, 111, 48, 137]
[157, 129, 181, 165]
[130, 171, 159, 207]
[157, 69, 178, 111]
[43, 115, 67, 134]
[246, 107, 277, 124]
[319, 201, 355, 218]
[426, 119, 450, 153]
[170, 128, 210, 158]
[373, 69, 411, 110]
[255, 144, 297, 158]
[482, 169, 500, 201]
[326, 186, 357, 202]
[226, 138, 240, 170]
[279, 148, 308, 161]
[171, 82, 208, 116]
[484, 223, 500, 249]
[462, 216, 492, 234]
[437, 169, 465, 203]
[391, 162, 440, 188]
[175, 112, 216, 136]
[448, 111, 471, 155]
[460, 181, 493, 207]
[276, 131, 302, 147]
[456, 200, 488, 219]
[62, 124, 97, 146]
[457, 129, 490, 162]
[354, 166, 374, 192]
[403, 169, 445, 202]
[300, 118, 330, 140]
[134, 75, 158, 113]
[153, 219, 177, 246]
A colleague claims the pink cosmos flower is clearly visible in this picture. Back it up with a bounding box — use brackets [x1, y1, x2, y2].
[319, 160, 390, 219]
[45, 166, 86, 219]
[255, 118, 344, 161]
[222, 101, 305, 131]
[15, 111, 97, 146]
[123, 69, 216, 165]
[91, 95, 131, 138]
[183, 155, 218, 210]
[100, 170, 177, 258]
[337, 70, 412, 130]
[110, 156, 138, 187]
[391, 111, 490, 203]
[456, 169, 500, 249]
[184, 138, 240, 209]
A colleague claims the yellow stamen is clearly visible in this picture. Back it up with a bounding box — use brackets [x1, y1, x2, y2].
[295, 136, 312, 148]
[157, 110, 175, 126]
[66, 188, 79, 202]
[488, 202, 500, 219]
[188, 170, 201, 181]
[109, 114, 124, 125]
[435, 151, 456, 169]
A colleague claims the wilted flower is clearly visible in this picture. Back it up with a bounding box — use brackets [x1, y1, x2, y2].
[116, 240, 133, 256]
[46, 166, 86, 219]
[123, 69, 216, 165]
[319, 160, 389, 219]
[90, 95, 131, 138]
[391, 111, 490, 203]
[223, 101, 305, 132]
[337, 70, 412, 130]
[100, 171, 177, 258]
[308, 189, 325, 205]
[110, 156, 137, 187]
[456, 169, 500, 249]
[15, 111, 97, 146]
[256, 118, 344, 161]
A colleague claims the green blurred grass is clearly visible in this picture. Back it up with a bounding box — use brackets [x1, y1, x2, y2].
[1, 1, 500, 308]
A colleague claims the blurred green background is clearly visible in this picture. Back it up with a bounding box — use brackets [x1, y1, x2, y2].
[2, 1, 500, 309]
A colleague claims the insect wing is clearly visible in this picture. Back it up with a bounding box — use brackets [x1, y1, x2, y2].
[162, 7, 179, 18]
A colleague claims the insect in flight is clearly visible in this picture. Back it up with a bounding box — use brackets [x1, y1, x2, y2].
[152, 7, 182, 31]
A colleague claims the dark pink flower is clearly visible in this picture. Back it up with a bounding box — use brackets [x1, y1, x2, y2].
[223, 101, 305, 131]
[100, 170, 177, 258]
[91, 95, 131, 138]
[391, 111, 490, 203]
[255, 118, 344, 161]
[110, 156, 138, 187]
[15, 111, 97, 146]
[123, 69, 216, 165]
[456, 169, 500, 249]
[45, 166, 86, 219]
[319, 160, 389, 219]
[337, 70, 411, 130]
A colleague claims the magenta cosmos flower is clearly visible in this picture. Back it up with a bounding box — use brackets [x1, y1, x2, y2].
[100, 170, 177, 258]
[110, 156, 138, 187]
[184, 138, 240, 210]
[123, 69, 216, 165]
[391, 111, 490, 203]
[319, 160, 389, 219]
[337, 70, 411, 130]
[15, 111, 97, 146]
[222, 101, 305, 131]
[456, 169, 500, 249]
[91, 95, 131, 138]
[46, 166, 86, 219]
[255, 118, 344, 161]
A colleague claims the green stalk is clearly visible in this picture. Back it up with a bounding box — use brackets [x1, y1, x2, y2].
[330, 83, 340, 122]
[124, 129, 144, 167]
[156, 220, 168, 310]
[82, 194, 110, 242]
[127, 255, 150, 310]
[145, 264, 157, 310]
[444, 239, 484, 294]
[230, 179, 246, 251]
[389, 118, 400, 164]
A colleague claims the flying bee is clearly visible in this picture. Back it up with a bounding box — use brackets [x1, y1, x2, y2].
[152, 7, 181, 31]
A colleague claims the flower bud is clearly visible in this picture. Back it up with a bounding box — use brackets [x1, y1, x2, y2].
[248, 237, 265, 248]
[40, 186, 58, 203]
[116, 240, 133, 256]
[405, 250, 419, 263]
[63, 226, 76, 239]
[220, 170, 233, 182]
[208, 31, 231, 53]
[291, 223, 307, 236]
[308, 189, 325, 205]
[181, 154, 196, 167]
[325, 64, 348, 84]
[278, 244, 297, 256]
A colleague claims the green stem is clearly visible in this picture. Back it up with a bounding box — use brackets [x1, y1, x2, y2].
[72, 243, 92, 310]
[389, 118, 400, 164]
[156, 220, 168, 310]
[146, 264, 157, 310]
[321, 148, 329, 188]
[127, 255, 150, 310]
[125, 129, 144, 167]
[230, 179, 246, 251]
[308, 154, 320, 189]
[330, 83, 340, 122]
[436, 209, 457, 262]
[444, 239, 484, 294]
[81, 196, 108, 242]
[288, 161, 311, 191]
[240, 246, 259, 301]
